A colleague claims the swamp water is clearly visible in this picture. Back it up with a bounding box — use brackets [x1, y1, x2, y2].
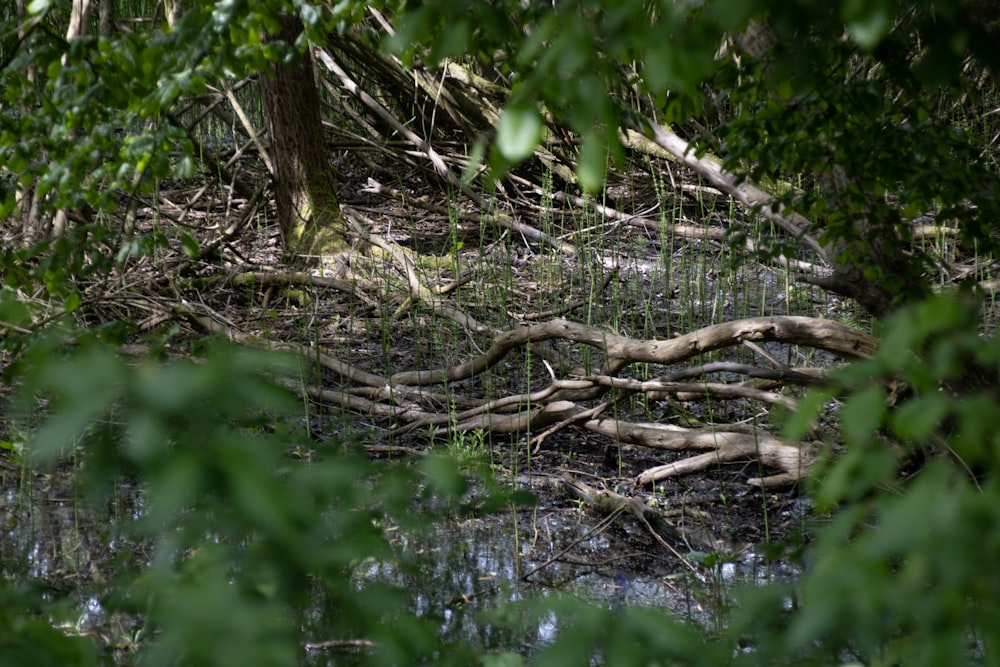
[0, 473, 801, 663]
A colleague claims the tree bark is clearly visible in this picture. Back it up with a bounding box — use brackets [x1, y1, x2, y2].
[99, 0, 115, 37]
[258, 14, 346, 258]
[163, 0, 182, 29]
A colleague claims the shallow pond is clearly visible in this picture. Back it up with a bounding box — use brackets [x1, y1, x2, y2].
[0, 464, 802, 664]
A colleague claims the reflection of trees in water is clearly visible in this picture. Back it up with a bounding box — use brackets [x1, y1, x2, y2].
[349, 513, 710, 652]
[2, 477, 148, 637]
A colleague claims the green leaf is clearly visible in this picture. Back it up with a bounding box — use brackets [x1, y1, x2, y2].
[481, 652, 524, 667]
[180, 231, 200, 258]
[176, 155, 196, 179]
[27, 347, 127, 464]
[145, 454, 204, 528]
[508, 489, 538, 508]
[495, 105, 542, 163]
[421, 454, 467, 499]
[461, 136, 488, 186]
[134, 361, 208, 413]
[890, 393, 949, 442]
[843, 0, 892, 49]
[300, 3, 320, 27]
[63, 291, 81, 314]
[576, 131, 608, 193]
[815, 444, 896, 508]
[27, 0, 52, 15]
[0, 288, 35, 326]
[950, 394, 995, 464]
[783, 388, 836, 442]
[429, 19, 471, 63]
[642, 41, 672, 93]
[0, 617, 98, 667]
[840, 385, 887, 449]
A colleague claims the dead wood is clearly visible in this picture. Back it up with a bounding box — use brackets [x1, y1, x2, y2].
[14, 12, 1000, 590]
[168, 286, 848, 488]
[584, 374, 798, 409]
[584, 419, 815, 488]
[230, 270, 360, 297]
[452, 400, 581, 433]
[390, 316, 876, 386]
[625, 121, 827, 260]
[557, 474, 716, 563]
[34, 16, 919, 524]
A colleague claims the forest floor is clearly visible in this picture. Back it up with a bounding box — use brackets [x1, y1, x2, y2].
[173, 163, 858, 586]
[0, 152, 869, 617]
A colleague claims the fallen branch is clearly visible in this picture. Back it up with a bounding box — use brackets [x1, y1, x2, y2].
[625, 121, 828, 261]
[557, 473, 707, 568]
[598, 418, 816, 488]
[390, 315, 876, 386]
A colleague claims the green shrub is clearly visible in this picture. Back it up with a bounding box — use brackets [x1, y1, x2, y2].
[2, 335, 525, 666]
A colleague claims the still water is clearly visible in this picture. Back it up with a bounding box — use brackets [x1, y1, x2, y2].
[0, 472, 794, 663]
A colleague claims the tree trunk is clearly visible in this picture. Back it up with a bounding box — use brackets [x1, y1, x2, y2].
[258, 14, 347, 258]
[163, 0, 182, 29]
[99, 0, 114, 37]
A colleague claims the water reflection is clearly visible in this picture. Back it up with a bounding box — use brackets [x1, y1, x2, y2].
[342, 508, 722, 656]
[2, 475, 790, 661]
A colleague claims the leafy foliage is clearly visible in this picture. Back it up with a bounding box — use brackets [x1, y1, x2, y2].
[2, 0, 1000, 666]
[517, 294, 1000, 667]
[4, 330, 527, 666]
[736, 295, 1000, 667]
[392, 1, 1000, 191]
